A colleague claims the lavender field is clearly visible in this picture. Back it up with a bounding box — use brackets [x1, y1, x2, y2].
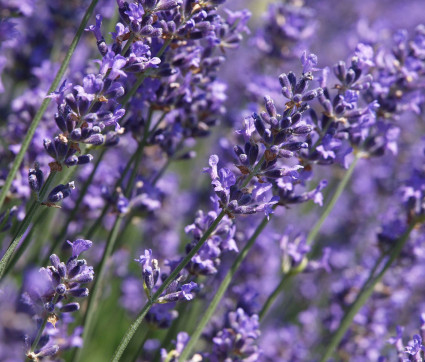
[1, 0, 425, 361]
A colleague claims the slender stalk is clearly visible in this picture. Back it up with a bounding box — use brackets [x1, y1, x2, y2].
[258, 156, 360, 321]
[0, 0, 99, 211]
[121, 33, 135, 56]
[4, 209, 48, 275]
[241, 155, 265, 188]
[30, 317, 49, 355]
[151, 159, 172, 186]
[0, 171, 57, 279]
[43, 148, 107, 264]
[307, 155, 360, 245]
[85, 148, 139, 239]
[259, 273, 292, 320]
[130, 327, 150, 362]
[74, 216, 124, 362]
[112, 210, 226, 362]
[125, 108, 153, 197]
[30, 294, 60, 355]
[178, 214, 271, 361]
[320, 219, 423, 362]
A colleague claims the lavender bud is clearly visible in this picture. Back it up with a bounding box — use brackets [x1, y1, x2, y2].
[278, 149, 294, 158]
[60, 302, 80, 313]
[64, 155, 78, 166]
[65, 93, 78, 113]
[66, 114, 77, 133]
[294, 77, 307, 94]
[28, 163, 44, 192]
[345, 68, 356, 85]
[264, 95, 277, 117]
[97, 40, 108, 56]
[77, 96, 90, 116]
[43, 138, 56, 159]
[239, 154, 248, 164]
[152, 259, 160, 286]
[47, 181, 75, 203]
[280, 117, 291, 129]
[53, 136, 69, 160]
[301, 89, 319, 102]
[55, 113, 67, 133]
[253, 113, 265, 137]
[263, 169, 282, 179]
[156, 0, 181, 11]
[44, 302, 55, 312]
[282, 142, 308, 151]
[291, 112, 302, 126]
[158, 292, 180, 303]
[234, 145, 244, 157]
[143, 267, 155, 292]
[57, 262, 67, 277]
[274, 130, 289, 145]
[77, 154, 94, 165]
[70, 128, 82, 141]
[71, 271, 94, 283]
[56, 284, 67, 295]
[50, 254, 60, 269]
[150, 28, 163, 37]
[278, 73, 291, 89]
[264, 129, 273, 144]
[84, 133, 105, 145]
[248, 144, 259, 165]
[68, 288, 89, 298]
[293, 125, 312, 135]
[140, 25, 153, 36]
[333, 61, 346, 81]
[36, 345, 60, 358]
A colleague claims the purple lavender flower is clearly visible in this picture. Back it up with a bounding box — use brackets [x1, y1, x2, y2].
[160, 332, 189, 361]
[210, 308, 262, 361]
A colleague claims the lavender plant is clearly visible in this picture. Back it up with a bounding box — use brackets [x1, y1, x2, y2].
[1, 0, 425, 361]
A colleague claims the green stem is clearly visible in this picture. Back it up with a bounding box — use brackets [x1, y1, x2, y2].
[4, 209, 48, 275]
[85, 148, 139, 239]
[0, 171, 57, 279]
[74, 215, 124, 362]
[320, 219, 422, 362]
[121, 33, 135, 56]
[258, 156, 360, 321]
[306, 155, 360, 245]
[241, 155, 265, 188]
[112, 210, 226, 362]
[43, 148, 107, 264]
[179, 214, 271, 361]
[0, 0, 99, 211]
[125, 108, 153, 197]
[259, 273, 292, 320]
[30, 316, 49, 355]
[30, 294, 60, 354]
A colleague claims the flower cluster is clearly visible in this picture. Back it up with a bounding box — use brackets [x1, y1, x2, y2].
[2, 0, 425, 361]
